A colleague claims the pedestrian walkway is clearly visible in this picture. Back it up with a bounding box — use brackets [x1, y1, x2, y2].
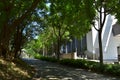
[23, 58, 120, 80]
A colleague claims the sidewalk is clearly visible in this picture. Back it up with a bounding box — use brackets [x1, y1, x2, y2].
[23, 58, 120, 80]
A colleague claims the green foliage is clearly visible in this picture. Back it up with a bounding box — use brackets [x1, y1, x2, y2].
[36, 56, 120, 77]
[34, 53, 42, 59]
[86, 0, 120, 64]
[24, 39, 42, 57]
[59, 60, 120, 76]
[0, 0, 43, 59]
[37, 27, 56, 48]
[0, 0, 34, 25]
[42, 0, 95, 39]
[37, 56, 59, 63]
[59, 59, 98, 69]
[34, 0, 96, 59]
[103, 64, 120, 76]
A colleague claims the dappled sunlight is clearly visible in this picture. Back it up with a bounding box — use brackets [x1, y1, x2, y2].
[24, 58, 120, 80]
[74, 68, 118, 80]
[0, 58, 34, 79]
[13, 67, 30, 78]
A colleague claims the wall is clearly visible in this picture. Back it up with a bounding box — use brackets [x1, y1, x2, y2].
[61, 52, 77, 59]
[87, 31, 93, 53]
[87, 14, 119, 61]
[101, 15, 118, 60]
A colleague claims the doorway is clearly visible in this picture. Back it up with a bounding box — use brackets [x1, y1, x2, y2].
[117, 46, 120, 61]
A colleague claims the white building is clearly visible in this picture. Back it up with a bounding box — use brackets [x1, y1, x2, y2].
[86, 14, 120, 61]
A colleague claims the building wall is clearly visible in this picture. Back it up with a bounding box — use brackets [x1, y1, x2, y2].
[102, 15, 116, 60]
[61, 15, 119, 61]
[86, 31, 93, 53]
[61, 36, 87, 57]
[87, 14, 119, 61]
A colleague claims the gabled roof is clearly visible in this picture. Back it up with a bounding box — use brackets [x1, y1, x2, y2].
[112, 22, 120, 36]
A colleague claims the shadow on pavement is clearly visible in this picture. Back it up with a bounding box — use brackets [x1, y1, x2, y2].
[23, 58, 119, 80]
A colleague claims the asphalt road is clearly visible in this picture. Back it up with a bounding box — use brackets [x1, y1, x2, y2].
[23, 58, 120, 80]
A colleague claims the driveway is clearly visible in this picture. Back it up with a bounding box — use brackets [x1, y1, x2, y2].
[23, 58, 120, 80]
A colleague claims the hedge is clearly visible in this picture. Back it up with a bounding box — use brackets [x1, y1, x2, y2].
[36, 56, 120, 77]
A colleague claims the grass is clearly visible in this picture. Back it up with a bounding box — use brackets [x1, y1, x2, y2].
[0, 58, 35, 80]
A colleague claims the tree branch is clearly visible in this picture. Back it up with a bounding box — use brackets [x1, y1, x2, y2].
[93, 24, 99, 31]
[52, 24, 58, 38]
[100, 6, 102, 29]
[101, 2, 107, 29]
[11, 0, 40, 28]
[61, 26, 68, 37]
[101, 7, 107, 28]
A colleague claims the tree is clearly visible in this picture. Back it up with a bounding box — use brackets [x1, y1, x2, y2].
[24, 26, 55, 57]
[39, 0, 95, 60]
[0, 0, 41, 58]
[92, 0, 120, 65]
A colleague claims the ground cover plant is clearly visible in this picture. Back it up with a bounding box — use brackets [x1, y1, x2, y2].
[0, 58, 35, 80]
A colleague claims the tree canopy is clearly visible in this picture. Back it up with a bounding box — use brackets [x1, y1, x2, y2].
[0, 0, 120, 62]
[24, 0, 96, 59]
[0, 0, 42, 59]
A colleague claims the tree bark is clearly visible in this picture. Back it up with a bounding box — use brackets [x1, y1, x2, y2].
[57, 27, 62, 60]
[97, 2, 106, 65]
[98, 30, 103, 64]
[57, 38, 60, 60]
[14, 26, 24, 58]
[0, 24, 10, 58]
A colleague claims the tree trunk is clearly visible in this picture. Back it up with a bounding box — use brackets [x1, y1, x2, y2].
[57, 38, 60, 60]
[57, 26, 62, 60]
[1, 45, 7, 58]
[43, 46, 45, 56]
[98, 31, 103, 65]
[13, 26, 24, 58]
[0, 25, 10, 58]
[0, 0, 40, 59]
[14, 27, 20, 58]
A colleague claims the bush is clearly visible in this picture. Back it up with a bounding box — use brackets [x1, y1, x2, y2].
[38, 56, 59, 63]
[34, 54, 42, 59]
[36, 56, 120, 77]
[106, 64, 120, 76]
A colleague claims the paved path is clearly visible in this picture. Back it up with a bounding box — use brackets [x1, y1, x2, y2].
[23, 58, 120, 80]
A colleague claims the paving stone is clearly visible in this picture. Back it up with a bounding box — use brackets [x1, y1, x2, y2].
[23, 58, 120, 80]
